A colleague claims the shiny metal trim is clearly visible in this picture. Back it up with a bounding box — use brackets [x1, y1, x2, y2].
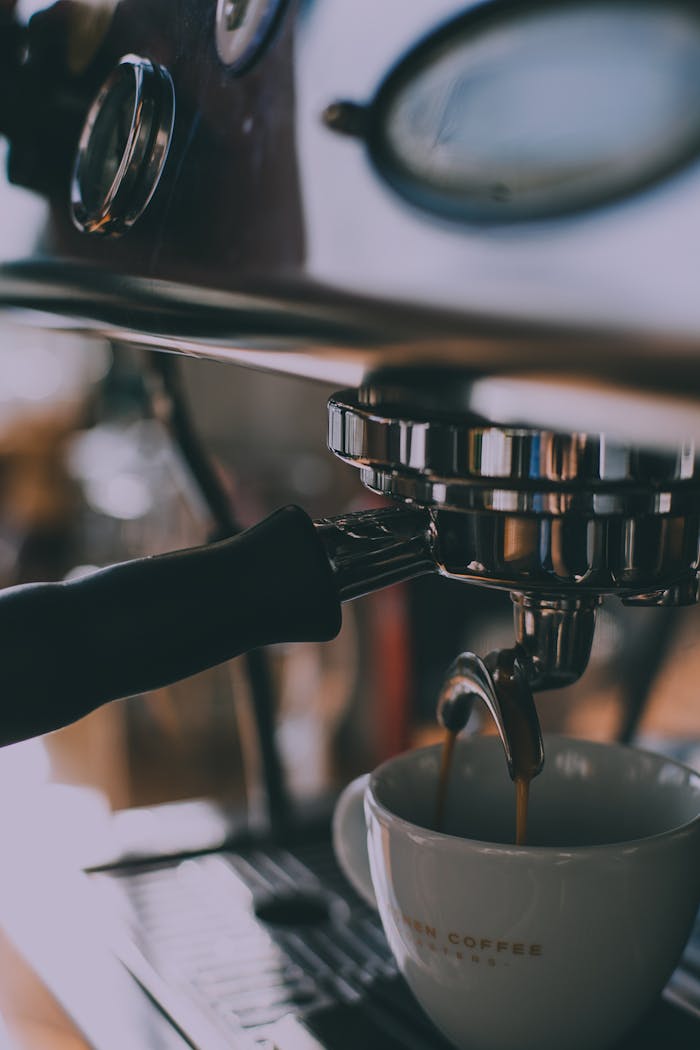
[71, 55, 175, 235]
[315, 505, 436, 600]
[436, 650, 544, 780]
[314, 503, 700, 599]
[6, 264, 700, 449]
[512, 593, 599, 691]
[329, 390, 700, 516]
[622, 577, 700, 607]
[360, 468, 700, 516]
[432, 509, 700, 595]
[215, 0, 283, 70]
[324, 391, 700, 599]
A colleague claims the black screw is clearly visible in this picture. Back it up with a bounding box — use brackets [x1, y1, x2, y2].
[322, 100, 368, 139]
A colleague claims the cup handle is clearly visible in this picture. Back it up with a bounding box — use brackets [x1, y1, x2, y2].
[332, 774, 377, 908]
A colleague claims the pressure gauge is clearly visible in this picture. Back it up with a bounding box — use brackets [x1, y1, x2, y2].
[71, 55, 175, 235]
[361, 0, 700, 223]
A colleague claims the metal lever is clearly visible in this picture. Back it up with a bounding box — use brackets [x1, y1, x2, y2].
[437, 649, 545, 782]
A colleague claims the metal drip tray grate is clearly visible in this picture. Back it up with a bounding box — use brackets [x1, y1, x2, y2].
[90, 837, 455, 1049]
[89, 836, 700, 1049]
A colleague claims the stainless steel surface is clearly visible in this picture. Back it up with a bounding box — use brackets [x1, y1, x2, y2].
[436, 650, 544, 781]
[328, 388, 700, 513]
[215, 0, 285, 71]
[0, 853, 196, 1050]
[512, 593, 599, 691]
[9, 266, 700, 440]
[313, 501, 687, 695]
[315, 505, 435, 600]
[71, 55, 175, 235]
[2, 0, 700, 418]
[432, 509, 700, 595]
[326, 386, 700, 689]
[327, 388, 700, 594]
[623, 579, 700, 607]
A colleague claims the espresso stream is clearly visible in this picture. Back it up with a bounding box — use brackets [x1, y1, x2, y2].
[515, 775, 530, 847]
[436, 730, 532, 845]
[434, 649, 542, 844]
[434, 728, 458, 833]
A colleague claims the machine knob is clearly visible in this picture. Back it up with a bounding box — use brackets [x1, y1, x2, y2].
[71, 54, 175, 235]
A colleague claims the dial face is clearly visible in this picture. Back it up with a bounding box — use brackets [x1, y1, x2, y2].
[71, 57, 175, 235]
[372, 1, 700, 222]
[77, 69, 137, 217]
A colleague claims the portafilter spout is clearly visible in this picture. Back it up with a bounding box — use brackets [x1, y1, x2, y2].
[511, 594, 600, 692]
[436, 649, 545, 783]
[328, 383, 700, 684]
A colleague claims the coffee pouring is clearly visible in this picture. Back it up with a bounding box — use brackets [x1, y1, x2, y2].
[0, 381, 697, 753]
[0, 0, 700, 762]
[333, 735, 700, 1050]
[5, 4, 700, 1050]
[435, 650, 544, 841]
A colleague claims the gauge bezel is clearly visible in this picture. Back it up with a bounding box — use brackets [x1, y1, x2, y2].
[363, 0, 700, 225]
[71, 54, 175, 236]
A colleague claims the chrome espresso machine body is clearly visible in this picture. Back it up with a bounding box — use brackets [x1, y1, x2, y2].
[3, 0, 700, 1045]
[1, 0, 700, 747]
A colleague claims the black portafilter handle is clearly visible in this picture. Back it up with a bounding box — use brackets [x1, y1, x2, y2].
[0, 504, 435, 747]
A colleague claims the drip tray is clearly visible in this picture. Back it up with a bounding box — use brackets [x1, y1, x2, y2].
[89, 836, 700, 1049]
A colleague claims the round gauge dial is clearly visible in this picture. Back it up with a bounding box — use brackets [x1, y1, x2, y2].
[71, 55, 175, 235]
[369, 1, 700, 222]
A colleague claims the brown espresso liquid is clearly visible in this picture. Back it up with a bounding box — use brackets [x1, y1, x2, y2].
[515, 775, 529, 846]
[435, 728, 458, 832]
[435, 731, 533, 845]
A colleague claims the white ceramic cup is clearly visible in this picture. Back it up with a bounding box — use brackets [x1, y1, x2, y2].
[333, 734, 700, 1050]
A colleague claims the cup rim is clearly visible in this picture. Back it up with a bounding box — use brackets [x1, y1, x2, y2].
[367, 733, 700, 856]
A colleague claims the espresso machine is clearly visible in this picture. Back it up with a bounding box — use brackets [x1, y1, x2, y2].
[2, 0, 700, 1046]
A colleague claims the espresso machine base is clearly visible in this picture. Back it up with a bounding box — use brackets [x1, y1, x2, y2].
[83, 815, 700, 1050]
